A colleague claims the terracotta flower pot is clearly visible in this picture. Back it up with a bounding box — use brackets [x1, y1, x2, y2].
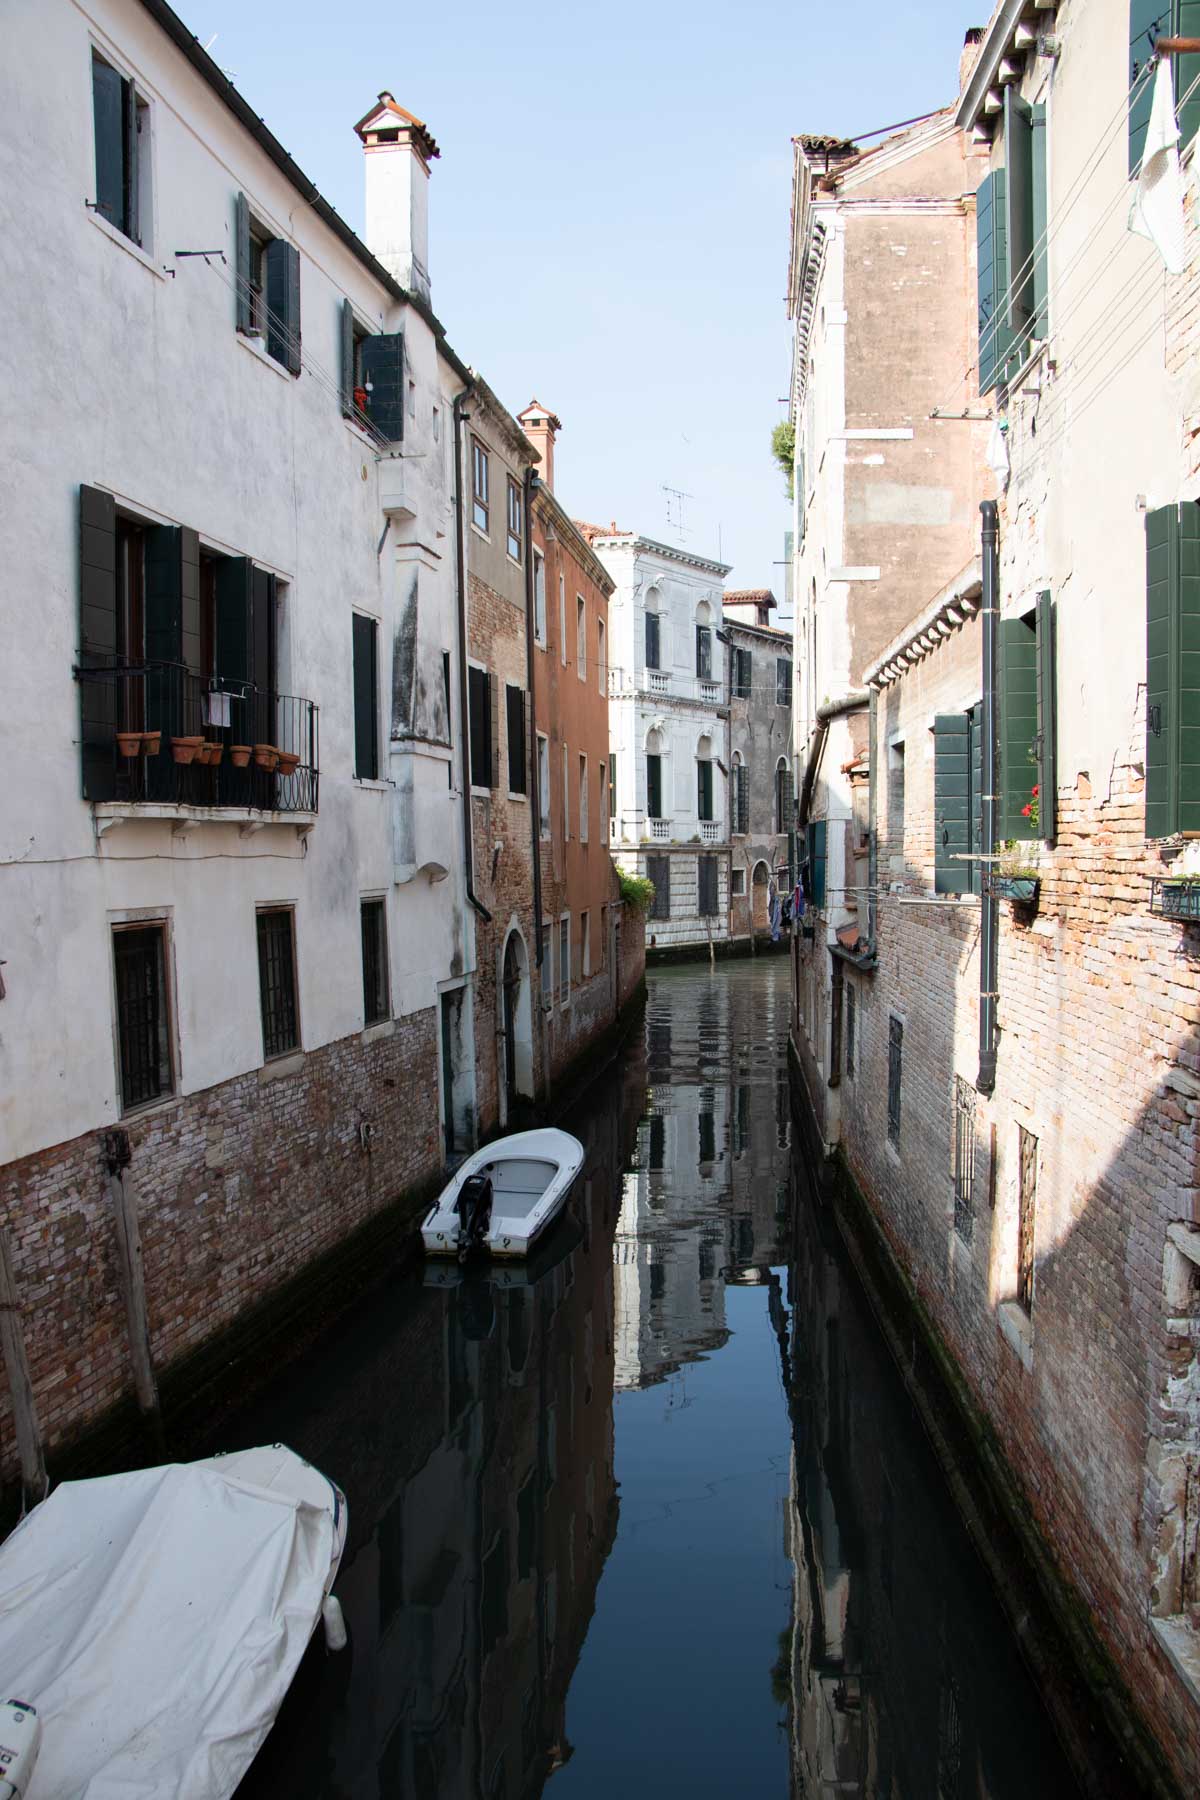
[204, 743, 224, 767]
[229, 745, 252, 768]
[141, 731, 161, 756]
[116, 731, 141, 758]
[354, 386, 368, 413]
[254, 744, 279, 771]
[276, 751, 300, 777]
[171, 735, 204, 766]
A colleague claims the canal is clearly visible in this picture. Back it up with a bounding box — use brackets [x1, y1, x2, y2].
[225, 958, 1078, 1797]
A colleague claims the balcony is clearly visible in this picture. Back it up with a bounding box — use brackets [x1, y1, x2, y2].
[76, 662, 319, 822]
[699, 679, 721, 705]
[647, 670, 669, 696]
[650, 818, 669, 841]
[700, 821, 719, 843]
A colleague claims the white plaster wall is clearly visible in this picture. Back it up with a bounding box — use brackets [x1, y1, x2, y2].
[0, 0, 469, 1162]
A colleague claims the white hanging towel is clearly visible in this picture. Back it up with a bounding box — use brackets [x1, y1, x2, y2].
[1129, 55, 1186, 274]
[986, 418, 1010, 489]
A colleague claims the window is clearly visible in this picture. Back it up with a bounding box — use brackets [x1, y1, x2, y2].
[646, 609, 661, 671]
[581, 911, 591, 977]
[1131, 8, 1200, 173]
[976, 90, 1046, 395]
[562, 742, 570, 838]
[472, 440, 490, 533]
[776, 657, 793, 707]
[352, 614, 380, 781]
[932, 710, 983, 895]
[361, 898, 390, 1026]
[235, 195, 301, 374]
[559, 574, 567, 666]
[113, 924, 172, 1110]
[889, 740, 906, 846]
[698, 854, 719, 916]
[733, 648, 752, 698]
[257, 907, 299, 1061]
[953, 1076, 975, 1243]
[775, 760, 791, 834]
[697, 757, 713, 823]
[91, 51, 148, 247]
[1017, 1125, 1038, 1312]
[579, 754, 589, 841]
[506, 684, 527, 794]
[537, 734, 550, 837]
[598, 759, 607, 830]
[506, 477, 523, 561]
[577, 596, 586, 679]
[805, 820, 827, 907]
[887, 1015, 903, 1148]
[647, 855, 670, 919]
[608, 753, 617, 818]
[340, 306, 405, 440]
[1145, 505, 1200, 836]
[732, 867, 746, 897]
[597, 616, 606, 692]
[559, 917, 571, 1007]
[845, 979, 856, 1078]
[533, 549, 547, 646]
[695, 624, 713, 681]
[646, 752, 663, 819]
[468, 665, 494, 788]
[733, 760, 749, 836]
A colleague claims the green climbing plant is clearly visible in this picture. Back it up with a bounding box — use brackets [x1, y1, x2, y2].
[771, 420, 795, 498]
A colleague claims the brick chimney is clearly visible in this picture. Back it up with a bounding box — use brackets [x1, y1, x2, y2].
[354, 91, 440, 303]
[517, 399, 562, 493]
[959, 27, 986, 98]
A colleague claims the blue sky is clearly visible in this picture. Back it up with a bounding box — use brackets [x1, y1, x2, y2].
[186, 0, 978, 598]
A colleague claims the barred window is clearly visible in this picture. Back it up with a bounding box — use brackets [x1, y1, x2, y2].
[887, 1015, 903, 1147]
[953, 1076, 975, 1241]
[113, 924, 172, 1110]
[257, 907, 299, 1060]
[845, 980, 856, 1078]
[361, 898, 389, 1027]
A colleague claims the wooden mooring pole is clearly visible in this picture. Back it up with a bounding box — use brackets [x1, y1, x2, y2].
[0, 1227, 48, 1511]
[103, 1131, 162, 1436]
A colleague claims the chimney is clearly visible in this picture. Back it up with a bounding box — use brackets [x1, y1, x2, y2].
[517, 399, 562, 493]
[355, 91, 440, 303]
[959, 27, 986, 98]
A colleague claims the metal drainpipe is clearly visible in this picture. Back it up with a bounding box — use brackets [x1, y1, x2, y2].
[867, 687, 879, 954]
[977, 498, 999, 1095]
[452, 389, 492, 922]
[523, 467, 551, 1108]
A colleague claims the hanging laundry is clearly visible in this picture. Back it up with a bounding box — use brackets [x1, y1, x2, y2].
[1129, 55, 1186, 274]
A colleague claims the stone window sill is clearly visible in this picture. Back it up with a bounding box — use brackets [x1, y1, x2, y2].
[998, 1298, 1033, 1370]
[88, 208, 164, 278]
[362, 1019, 395, 1045]
[238, 330, 293, 381]
[258, 1050, 305, 1083]
[1151, 1616, 1200, 1708]
[353, 777, 393, 793]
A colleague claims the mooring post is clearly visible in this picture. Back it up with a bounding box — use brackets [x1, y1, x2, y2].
[0, 1226, 48, 1512]
[103, 1130, 161, 1430]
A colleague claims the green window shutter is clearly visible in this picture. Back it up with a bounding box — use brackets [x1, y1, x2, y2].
[265, 239, 301, 375]
[999, 615, 1038, 840]
[215, 557, 252, 746]
[467, 665, 489, 788]
[92, 57, 124, 229]
[1004, 91, 1035, 349]
[977, 170, 1012, 395]
[234, 192, 252, 334]
[1146, 503, 1176, 837]
[353, 613, 379, 780]
[250, 567, 277, 750]
[1035, 592, 1057, 844]
[359, 333, 405, 442]
[1031, 104, 1048, 339]
[1177, 1, 1200, 157]
[488, 672, 501, 789]
[647, 754, 662, 817]
[340, 298, 355, 418]
[1129, 2, 1162, 176]
[79, 485, 118, 801]
[969, 703, 985, 897]
[934, 714, 971, 893]
[697, 760, 713, 821]
[506, 685, 527, 794]
[807, 819, 826, 907]
[1178, 500, 1200, 833]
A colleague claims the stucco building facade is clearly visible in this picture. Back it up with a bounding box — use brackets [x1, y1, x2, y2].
[723, 589, 794, 943]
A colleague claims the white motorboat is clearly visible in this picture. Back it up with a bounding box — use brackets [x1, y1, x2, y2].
[422, 1126, 585, 1260]
[0, 1444, 346, 1800]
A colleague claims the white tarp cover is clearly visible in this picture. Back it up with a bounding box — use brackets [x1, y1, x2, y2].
[0, 1457, 334, 1799]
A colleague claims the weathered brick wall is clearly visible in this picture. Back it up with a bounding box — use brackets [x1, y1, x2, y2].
[618, 902, 646, 1010]
[837, 621, 1200, 1786]
[0, 1009, 440, 1478]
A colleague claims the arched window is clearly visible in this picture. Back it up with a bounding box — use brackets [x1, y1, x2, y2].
[696, 734, 713, 823]
[695, 600, 713, 681]
[775, 758, 791, 834]
[645, 727, 664, 819]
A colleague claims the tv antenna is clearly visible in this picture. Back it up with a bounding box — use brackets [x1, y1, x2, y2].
[662, 483, 692, 538]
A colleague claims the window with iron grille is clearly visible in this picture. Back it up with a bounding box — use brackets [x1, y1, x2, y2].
[113, 924, 172, 1110]
[887, 1015, 903, 1147]
[647, 854, 670, 919]
[257, 907, 299, 1060]
[695, 624, 713, 680]
[775, 760, 791, 834]
[734, 762, 749, 835]
[559, 916, 571, 1007]
[733, 647, 752, 698]
[953, 1075, 975, 1241]
[1018, 1125, 1038, 1311]
[698, 854, 719, 916]
[845, 980, 856, 1078]
[776, 657, 793, 707]
[361, 898, 389, 1026]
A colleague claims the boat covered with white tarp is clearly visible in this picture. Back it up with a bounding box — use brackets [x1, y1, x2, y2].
[0, 1444, 346, 1800]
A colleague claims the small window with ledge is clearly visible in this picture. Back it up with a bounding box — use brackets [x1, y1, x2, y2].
[91, 50, 151, 249]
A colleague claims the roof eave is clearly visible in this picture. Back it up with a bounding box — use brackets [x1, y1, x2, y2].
[956, 0, 1027, 132]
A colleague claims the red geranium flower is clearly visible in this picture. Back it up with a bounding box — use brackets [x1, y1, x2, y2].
[1021, 804, 1032, 817]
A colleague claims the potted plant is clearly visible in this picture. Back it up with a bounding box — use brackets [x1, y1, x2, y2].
[204, 742, 224, 767]
[276, 750, 300, 777]
[254, 743, 279, 771]
[171, 735, 204, 765]
[353, 385, 368, 415]
[116, 730, 141, 758]
[141, 731, 161, 756]
[229, 744, 252, 768]
[992, 840, 1040, 905]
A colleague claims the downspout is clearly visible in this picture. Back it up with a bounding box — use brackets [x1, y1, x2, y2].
[453, 389, 491, 922]
[867, 688, 879, 953]
[977, 499, 999, 1095]
[523, 467, 550, 1106]
[797, 689, 869, 830]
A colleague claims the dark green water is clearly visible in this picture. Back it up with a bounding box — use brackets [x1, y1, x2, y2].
[228, 959, 1078, 1797]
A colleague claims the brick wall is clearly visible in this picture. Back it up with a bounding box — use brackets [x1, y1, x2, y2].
[0, 1009, 441, 1479]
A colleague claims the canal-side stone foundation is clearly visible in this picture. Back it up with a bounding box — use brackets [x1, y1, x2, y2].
[0, 1008, 442, 1484]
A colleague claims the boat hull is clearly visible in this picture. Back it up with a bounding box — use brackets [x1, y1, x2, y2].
[421, 1127, 585, 1260]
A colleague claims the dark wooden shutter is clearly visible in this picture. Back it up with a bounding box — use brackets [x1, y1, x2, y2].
[976, 170, 1011, 394]
[1146, 503, 1176, 838]
[92, 58, 124, 229]
[1129, 1, 1162, 175]
[353, 613, 379, 780]
[506, 685, 527, 794]
[646, 610, 660, 669]
[265, 239, 301, 375]
[467, 665, 489, 788]
[609, 752, 617, 817]
[699, 855, 718, 915]
[360, 333, 405, 442]
[646, 753, 662, 817]
[648, 854, 670, 919]
[697, 760, 713, 821]
[807, 819, 826, 907]
[969, 703, 984, 897]
[234, 192, 252, 334]
[1031, 104, 1048, 339]
[340, 298, 355, 418]
[1004, 90, 1034, 348]
[1035, 591, 1057, 845]
[79, 485, 118, 800]
[1180, 500, 1200, 834]
[934, 714, 971, 894]
[216, 557, 253, 745]
[999, 615, 1038, 840]
[488, 673, 500, 788]
[251, 567, 277, 751]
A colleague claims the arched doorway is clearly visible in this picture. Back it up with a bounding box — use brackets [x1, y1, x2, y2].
[752, 859, 771, 933]
[501, 927, 533, 1116]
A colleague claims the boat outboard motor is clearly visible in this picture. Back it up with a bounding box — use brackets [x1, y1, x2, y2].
[455, 1173, 494, 1260]
[0, 1699, 41, 1799]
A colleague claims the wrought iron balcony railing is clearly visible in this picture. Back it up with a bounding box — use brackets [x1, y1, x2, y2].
[75, 661, 319, 815]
